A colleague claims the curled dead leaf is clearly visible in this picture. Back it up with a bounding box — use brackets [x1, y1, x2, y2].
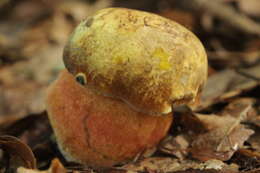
[0, 135, 36, 172]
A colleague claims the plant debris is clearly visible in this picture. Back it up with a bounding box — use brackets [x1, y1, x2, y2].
[0, 0, 259, 172]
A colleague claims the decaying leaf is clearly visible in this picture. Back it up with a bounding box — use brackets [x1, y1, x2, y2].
[191, 110, 254, 161]
[122, 157, 238, 173]
[162, 104, 255, 162]
[0, 135, 36, 172]
[1, 0, 260, 172]
[0, 0, 112, 126]
[220, 97, 260, 127]
[0, 113, 56, 169]
[159, 135, 190, 160]
[207, 50, 260, 68]
[58, 0, 112, 23]
[159, 110, 208, 159]
[17, 158, 67, 173]
[191, 120, 253, 161]
[238, 0, 260, 17]
[193, 64, 260, 111]
[220, 98, 256, 118]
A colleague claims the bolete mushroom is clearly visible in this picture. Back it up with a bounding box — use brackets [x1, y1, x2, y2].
[46, 8, 207, 167]
[47, 70, 173, 167]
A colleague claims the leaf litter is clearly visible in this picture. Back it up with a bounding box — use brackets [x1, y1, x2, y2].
[0, 0, 260, 172]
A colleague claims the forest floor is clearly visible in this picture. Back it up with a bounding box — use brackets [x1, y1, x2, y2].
[0, 0, 260, 172]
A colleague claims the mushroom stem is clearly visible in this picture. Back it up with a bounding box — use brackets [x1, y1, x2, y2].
[46, 70, 173, 167]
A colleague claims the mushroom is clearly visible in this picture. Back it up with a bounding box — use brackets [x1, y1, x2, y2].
[63, 8, 208, 115]
[47, 70, 173, 167]
[46, 8, 207, 167]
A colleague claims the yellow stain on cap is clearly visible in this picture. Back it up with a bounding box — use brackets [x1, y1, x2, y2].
[152, 47, 171, 70]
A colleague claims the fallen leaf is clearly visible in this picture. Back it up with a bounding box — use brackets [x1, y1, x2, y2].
[220, 98, 256, 119]
[122, 157, 238, 173]
[159, 111, 209, 159]
[207, 50, 260, 68]
[17, 158, 67, 173]
[191, 123, 253, 161]
[58, 0, 112, 23]
[0, 0, 112, 126]
[220, 98, 259, 127]
[193, 64, 260, 111]
[0, 135, 36, 171]
[238, 0, 260, 17]
[159, 135, 189, 160]
[190, 111, 254, 161]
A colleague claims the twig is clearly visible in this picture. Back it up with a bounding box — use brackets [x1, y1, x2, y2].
[175, 0, 260, 36]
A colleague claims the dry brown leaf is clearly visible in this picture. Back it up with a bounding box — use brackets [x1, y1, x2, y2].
[0, 53, 61, 131]
[193, 64, 260, 111]
[190, 111, 254, 161]
[0, 113, 55, 169]
[220, 98, 259, 127]
[238, 0, 260, 17]
[0, 11, 65, 122]
[159, 111, 208, 159]
[220, 98, 256, 118]
[122, 157, 238, 173]
[166, 102, 256, 162]
[0, 82, 48, 123]
[58, 0, 112, 23]
[1, 1, 260, 172]
[191, 123, 253, 161]
[207, 38, 260, 68]
[0, 0, 112, 124]
[207, 50, 260, 68]
[159, 135, 190, 160]
[17, 167, 45, 173]
[17, 158, 68, 173]
[0, 135, 36, 171]
[122, 157, 194, 173]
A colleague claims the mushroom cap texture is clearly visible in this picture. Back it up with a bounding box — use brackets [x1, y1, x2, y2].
[63, 8, 208, 115]
[46, 70, 173, 167]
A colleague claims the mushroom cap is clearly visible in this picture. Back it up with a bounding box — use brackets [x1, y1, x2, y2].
[46, 70, 172, 167]
[63, 8, 208, 115]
